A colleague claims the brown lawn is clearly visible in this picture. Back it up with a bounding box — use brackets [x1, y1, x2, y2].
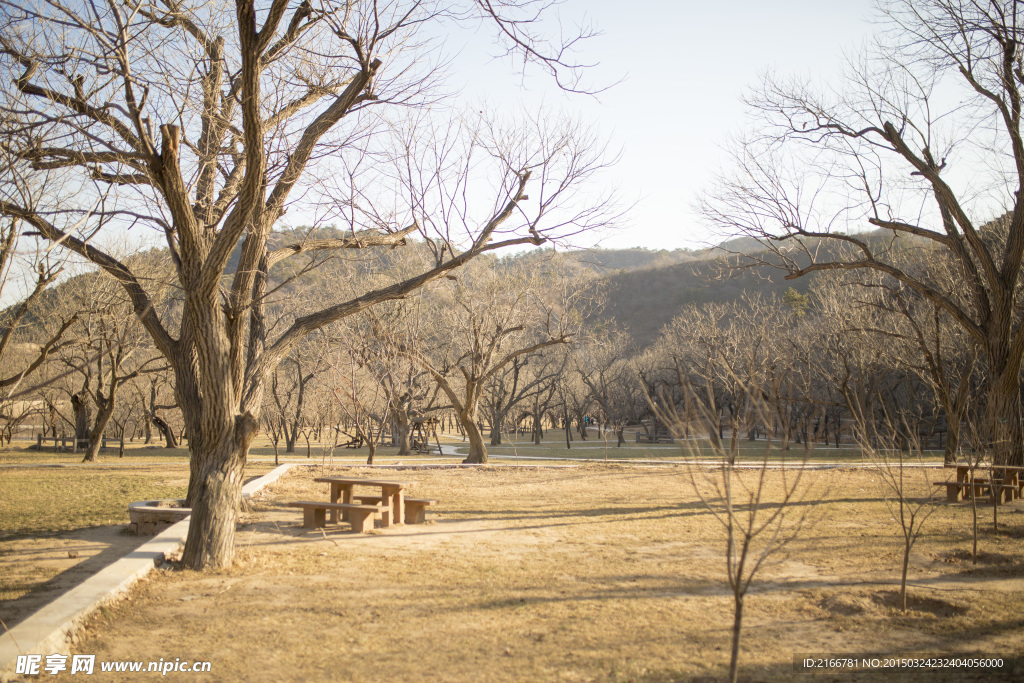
[47, 464, 1024, 682]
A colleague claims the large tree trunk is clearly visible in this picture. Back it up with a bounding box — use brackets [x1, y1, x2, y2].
[985, 375, 1023, 466]
[489, 409, 505, 446]
[463, 423, 487, 462]
[152, 415, 179, 448]
[394, 412, 412, 456]
[944, 422, 959, 465]
[532, 400, 543, 445]
[182, 421, 254, 569]
[460, 407, 488, 464]
[284, 420, 297, 453]
[82, 395, 116, 463]
[144, 381, 158, 443]
[71, 393, 90, 452]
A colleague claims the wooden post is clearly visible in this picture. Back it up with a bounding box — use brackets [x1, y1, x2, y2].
[37, 433, 42, 449]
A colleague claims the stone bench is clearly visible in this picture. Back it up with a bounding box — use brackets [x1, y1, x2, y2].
[403, 498, 438, 524]
[354, 495, 437, 524]
[933, 480, 1017, 504]
[288, 501, 384, 533]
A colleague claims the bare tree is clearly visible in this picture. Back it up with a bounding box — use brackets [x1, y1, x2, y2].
[848, 390, 937, 613]
[406, 256, 592, 462]
[133, 372, 181, 448]
[0, 0, 615, 568]
[322, 337, 391, 465]
[818, 269, 980, 463]
[341, 280, 443, 456]
[264, 337, 327, 454]
[572, 329, 638, 447]
[483, 353, 564, 446]
[702, 0, 1024, 466]
[652, 376, 818, 683]
[56, 272, 167, 461]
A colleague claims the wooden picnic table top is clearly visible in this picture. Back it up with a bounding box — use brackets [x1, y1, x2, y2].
[313, 476, 415, 487]
[948, 463, 1024, 471]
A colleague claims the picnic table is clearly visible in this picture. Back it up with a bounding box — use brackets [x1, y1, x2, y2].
[313, 476, 414, 528]
[936, 463, 1024, 504]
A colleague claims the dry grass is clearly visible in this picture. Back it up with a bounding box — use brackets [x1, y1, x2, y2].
[54, 464, 1024, 682]
[471, 437, 947, 465]
[0, 465, 191, 537]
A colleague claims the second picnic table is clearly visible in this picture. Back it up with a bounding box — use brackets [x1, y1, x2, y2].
[313, 476, 414, 528]
[936, 463, 1024, 503]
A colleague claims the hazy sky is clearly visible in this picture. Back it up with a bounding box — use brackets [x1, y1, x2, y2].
[454, 0, 878, 250]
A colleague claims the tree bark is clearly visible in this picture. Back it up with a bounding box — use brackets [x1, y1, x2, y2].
[489, 411, 505, 446]
[985, 374, 1022, 466]
[729, 594, 744, 683]
[284, 422, 297, 453]
[944, 425, 959, 466]
[83, 395, 115, 463]
[71, 393, 90, 452]
[181, 419, 254, 569]
[533, 400, 543, 444]
[152, 415, 178, 448]
[394, 413, 412, 456]
[461, 411, 488, 463]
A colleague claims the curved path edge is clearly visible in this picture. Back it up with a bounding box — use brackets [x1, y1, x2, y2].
[0, 464, 295, 681]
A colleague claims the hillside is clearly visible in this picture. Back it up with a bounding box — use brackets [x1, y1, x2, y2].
[599, 256, 815, 345]
[7, 227, 926, 350]
[597, 229, 927, 345]
[504, 246, 700, 274]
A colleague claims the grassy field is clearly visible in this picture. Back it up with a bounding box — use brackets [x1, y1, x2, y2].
[52, 464, 1023, 682]
[459, 435, 949, 465]
[1, 465, 191, 537]
[1, 431, 928, 467]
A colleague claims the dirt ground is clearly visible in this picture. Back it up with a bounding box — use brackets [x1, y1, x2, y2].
[0, 526, 149, 629]
[31, 465, 1024, 681]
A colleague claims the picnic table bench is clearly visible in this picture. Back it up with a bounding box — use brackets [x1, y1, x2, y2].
[932, 480, 1018, 504]
[287, 501, 383, 533]
[353, 495, 439, 523]
[635, 431, 674, 444]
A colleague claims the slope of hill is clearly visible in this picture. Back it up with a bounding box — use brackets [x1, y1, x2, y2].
[7, 227, 927, 351]
[599, 257, 815, 345]
[596, 229, 926, 345]
[503, 246, 700, 274]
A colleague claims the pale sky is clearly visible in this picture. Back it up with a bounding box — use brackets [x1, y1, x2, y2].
[453, 0, 878, 250]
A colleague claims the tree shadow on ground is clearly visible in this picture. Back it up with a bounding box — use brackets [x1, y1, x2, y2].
[0, 528, 148, 630]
